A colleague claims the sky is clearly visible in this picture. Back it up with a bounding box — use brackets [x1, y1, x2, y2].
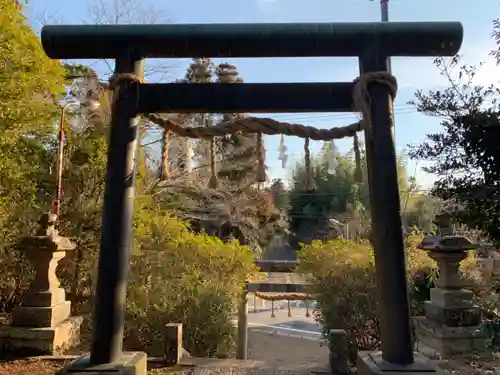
[25, 0, 500, 188]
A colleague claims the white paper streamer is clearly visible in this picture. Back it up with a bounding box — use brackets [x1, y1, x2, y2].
[278, 134, 288, 169]
[327, 140, 339, 175]
[185, 139, 194, 174]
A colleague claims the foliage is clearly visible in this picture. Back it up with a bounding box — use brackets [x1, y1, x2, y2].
[214, 63, 259, 187]
[126, 206, 256, 357]
[0, 36, 254, 359]
[288, 147, 368, 243]
[409, 54, 500, 245]
[297, 233, 435, 364]
[402, 194, 441, 234]
[54, 94, 256, 357]
[269, 179, 289, 211]
[288, 144, 421, 245]
[153, 59, 282, 250]
[63, 64, 94, 79]
[0, 0, 66, 313]
[298, 230, 500, 363]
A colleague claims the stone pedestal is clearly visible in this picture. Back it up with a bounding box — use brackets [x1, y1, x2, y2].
[56, 352, 147, 375]
[329, 329, 351, 375]
[0, 213, 83, 355]
[413, 233, 486, 359]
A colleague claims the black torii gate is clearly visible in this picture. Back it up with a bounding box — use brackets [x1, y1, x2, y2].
[41, 22, 462, 373]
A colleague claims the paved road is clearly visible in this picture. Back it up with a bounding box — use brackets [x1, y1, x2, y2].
[244, 273, 321, 339]
[253, 272, 308, 285]
[244, 297, 322, 340]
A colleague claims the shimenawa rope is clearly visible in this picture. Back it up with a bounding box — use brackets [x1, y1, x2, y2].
[108, 71, 398, 187]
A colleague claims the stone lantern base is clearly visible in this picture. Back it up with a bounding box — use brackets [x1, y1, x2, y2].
[0, 315, 83, 355]
[413, 316, 486, 359]
[0, 214, 83, 355]
[414, 234, 488, 359]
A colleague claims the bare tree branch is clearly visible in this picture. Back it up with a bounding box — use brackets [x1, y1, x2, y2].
[85, 0, 177, 81]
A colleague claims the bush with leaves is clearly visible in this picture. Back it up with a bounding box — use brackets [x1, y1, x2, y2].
[297, 234, 435, 364]
[297, 231, 500, 362]
[125, 204, 256, 357]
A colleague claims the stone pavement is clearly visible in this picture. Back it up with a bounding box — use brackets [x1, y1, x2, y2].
[239, 300, 328, 371]
[185, 329, 329, 374]
[246, 328, 329, 371]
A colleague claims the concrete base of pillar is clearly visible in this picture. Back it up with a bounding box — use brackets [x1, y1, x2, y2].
[357, 351, 444, 375]
[0, 315, 82, 355]
[56, 352, 147, 375]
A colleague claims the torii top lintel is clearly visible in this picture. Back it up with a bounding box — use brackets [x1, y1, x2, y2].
[41, 22, 463, 60]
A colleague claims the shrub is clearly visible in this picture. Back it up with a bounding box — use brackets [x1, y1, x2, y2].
[125, 206, 256, 357]
[297, 233, 435, 364]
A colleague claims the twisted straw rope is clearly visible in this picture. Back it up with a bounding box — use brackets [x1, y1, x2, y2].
[108, 73, 146, 110]
[304, 138, 315, 191]
[148, 114, 363, 141]
[109, 71, 397, 141]
[353, 71, 398, 134]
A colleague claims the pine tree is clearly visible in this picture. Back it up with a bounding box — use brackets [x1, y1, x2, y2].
[159, 58, 215, 181]
[215, 63, 260, 188]
[186, 58, 216, 182]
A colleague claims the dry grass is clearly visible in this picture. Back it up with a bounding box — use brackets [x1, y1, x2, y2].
[1, 355, 500, 375]
[0, 358, 189, 375]
[438, 353, 500, 375]
[148, 369, 188, 375]
[0, 359, 65, 375]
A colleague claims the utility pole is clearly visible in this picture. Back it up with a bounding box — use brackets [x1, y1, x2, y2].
[375, 0, 395, 137]
[380, 0, 392, 72]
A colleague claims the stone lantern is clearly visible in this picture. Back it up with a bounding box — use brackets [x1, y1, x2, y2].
[0, 213, 83, 354]
[412, 214, 486, 358]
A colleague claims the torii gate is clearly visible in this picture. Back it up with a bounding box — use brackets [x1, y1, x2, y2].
[41, 22, 462, 375]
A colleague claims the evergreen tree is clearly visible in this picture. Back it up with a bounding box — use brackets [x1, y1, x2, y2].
[269, 179, 289, 211]
[0, 0, 66, 237]
[157, 58, 215, 180]
[288, 144, 412, 243]
[0, 0, 66, 311]
[153, 60, 280, 250]
[409, 52, 500, 244]
[215, 63, 260, 187]
[186, 58, 216, 182]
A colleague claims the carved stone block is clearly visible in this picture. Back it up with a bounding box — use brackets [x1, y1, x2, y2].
[12, 301, 71, 328]
[413, 316, 487, 358]
[22, 288, 67, 308]
[0, 316, 83, 355]
[429, 288, 473, 308]
[424, 301, 481, 327]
